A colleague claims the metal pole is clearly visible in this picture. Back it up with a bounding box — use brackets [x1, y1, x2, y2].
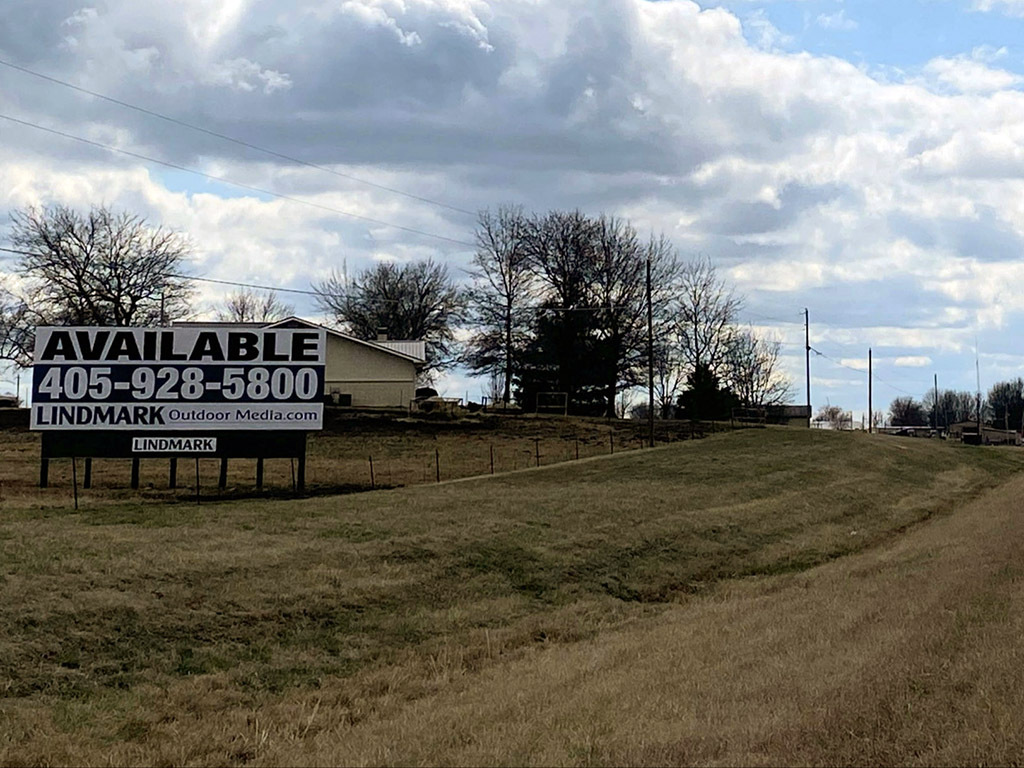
[83, 458, 92, 489]
[72, 457, 78, 511]
[646, 252, 655, 448]
[805, 308, 811, 426]
[868, 348, 872, 434]
[435, 448, 440, 483]
[934, 374, 939, 433]
[195, 457, 200, 505]
[369, 455, 375, 489]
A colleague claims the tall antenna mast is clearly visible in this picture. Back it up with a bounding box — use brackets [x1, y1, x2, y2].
[976, 335, 982, 442]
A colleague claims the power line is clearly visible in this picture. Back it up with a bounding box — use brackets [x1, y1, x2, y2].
[811, 346, 921, 396]
[0, 246, 622, 311]
[740, 310, 804, 324]
[0, 58, 477, 218]
[0, 112, 477, 248]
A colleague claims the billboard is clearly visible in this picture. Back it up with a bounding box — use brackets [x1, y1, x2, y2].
[31, 327, 326, 431]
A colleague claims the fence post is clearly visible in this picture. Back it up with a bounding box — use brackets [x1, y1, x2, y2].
[489, 445, 494, 475]
[369, 455, 375, 489]
[435, 448, 440, 483]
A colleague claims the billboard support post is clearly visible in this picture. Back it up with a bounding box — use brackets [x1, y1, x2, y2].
[83, 458, 92, 489]
[130, 459, 140, 490]
[169, 458, 177, 489]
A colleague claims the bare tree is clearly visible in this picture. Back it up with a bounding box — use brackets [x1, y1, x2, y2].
[463, 206, 534, 405]
[674, 256, 742, 380]
[889, 396, 928, 427]
[727, 329, 792, 408]
[0, 278, 31, 364]
[814, 404, 852, 430]
[1, 205, 193, 364]
[652, 339, 685, 418]
[591, 223, 680, 418]
[314, 259, 463, 375]
[518, 210, 602, 413]
[216, 288, 294, 324]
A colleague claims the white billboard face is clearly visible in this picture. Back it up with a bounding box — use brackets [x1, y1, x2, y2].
[30, 327, 326, 431]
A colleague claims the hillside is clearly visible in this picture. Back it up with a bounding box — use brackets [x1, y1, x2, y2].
[1, 429, 1022, 764]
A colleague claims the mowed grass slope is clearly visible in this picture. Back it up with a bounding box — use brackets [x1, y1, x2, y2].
[1, 429, 1022, 765]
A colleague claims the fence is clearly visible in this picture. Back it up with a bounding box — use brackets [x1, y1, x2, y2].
[4, 420, 745, 503]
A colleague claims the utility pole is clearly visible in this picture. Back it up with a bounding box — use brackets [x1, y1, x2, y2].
[868, 348, 872, 434]
[976, 337, 982, 443]
[934, 373, 939, 434]
[160, 291, 167, 326]
[646, 253, 655, 448]
[804, 308, 811, 427]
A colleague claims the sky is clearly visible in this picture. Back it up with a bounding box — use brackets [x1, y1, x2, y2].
[3, 0, 1024, 420]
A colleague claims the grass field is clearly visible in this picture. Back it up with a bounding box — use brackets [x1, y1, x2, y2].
[2, 427, 1023, 765]
[0, 413, 702, 507]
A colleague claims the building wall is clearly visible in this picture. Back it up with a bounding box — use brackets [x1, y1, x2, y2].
[324, 335, 417, 408]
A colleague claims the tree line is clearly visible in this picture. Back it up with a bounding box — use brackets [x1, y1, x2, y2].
[816, 382, 1024, 431]
[0, 203, 793, 418]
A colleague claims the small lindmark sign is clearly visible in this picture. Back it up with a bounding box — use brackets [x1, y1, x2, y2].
[131, 437, 217, 453]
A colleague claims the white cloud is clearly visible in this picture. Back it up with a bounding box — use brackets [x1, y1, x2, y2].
[7, 0, 1024, 407]
[205, 58, 293, 93]
[893, 356, 932, 368]
[923, 53, 1022, 93]
[972, 0, 1024, 16]
[815, 10, 857, 30]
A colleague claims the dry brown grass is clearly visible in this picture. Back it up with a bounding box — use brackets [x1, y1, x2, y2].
[1, 428, 1022, 765]
[0, 413, 690, 508]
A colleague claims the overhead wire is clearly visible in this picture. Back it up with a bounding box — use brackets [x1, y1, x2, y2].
[811, 345, 921, 397]
[0, 246, 623, 312]
[0, 58, 477, 218]
[0, 113, 477, 248]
